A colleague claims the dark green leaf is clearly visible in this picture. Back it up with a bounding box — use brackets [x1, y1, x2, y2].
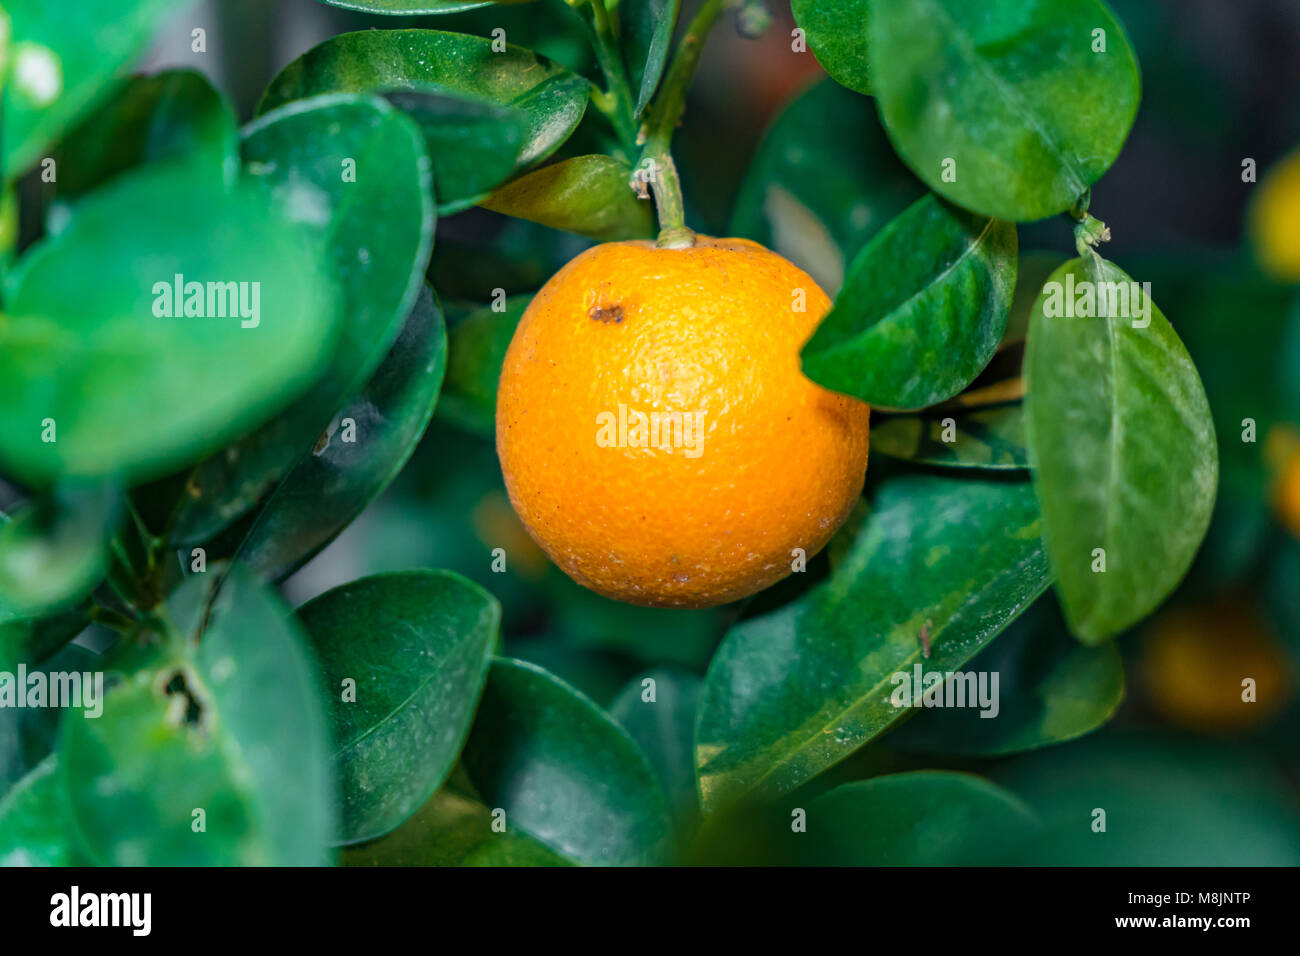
[0, 164, 340, 484]
[0, 757, 84, 865]
[799, 772, 1040, 865]
[0, 642, 98, 793]
[1, 0, 177, 180]
[438, 296, 529, 436]
[1024, 255, 1217, 642]
[870, 404, 1028, 470]
[235, 284, 448, 581]
[696, 474, 1051, 812]
[481, 155, 655, 241]
[869, 0, 1141, 220]
[791, 0, 871, 95]
[296, 570, 500, 844]
[622, 0, 681, 116]
[730, 79, 923, 292]
[57, 567, 335, 865]
[169, 94, 434, 546]
[462, 658, 673, 865]
[802, 195, 1017, 409]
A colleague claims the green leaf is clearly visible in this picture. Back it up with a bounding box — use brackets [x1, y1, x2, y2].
[1, 0, 180, 180]
[57, 567, 335, 865]
[342, 787, 571, 866]
[0, 606, 86, 677]
[313, 0, 499, 12]
[296, 570, 500, 844]
[0, 642, 98, 793]
[1024, 255, 1217, 643]
[234, 284, 448, 581]
[869, 0, 1141, 221]
[622, 0, 681, 116]
[0, 757, 84, 865]
[50, 69, 238, 204]
[870, 404, 1028, 470]
[696, 474, 1051, 813]
[259, 29, 587, 208]
[462, 658, 673, 865]
[481, 155, 655, 241]
[168, 94, 434, 546]
[891, 598, 1125, 756]
[799, 772, 1040, 865]
[802, 195, 1017, 409]
[730, 79, 923, 291]
[791, 0, 871, 95]
[438, 296, 530, 436]
[0, 483, 119, 617]
[0, 164, 340, 485]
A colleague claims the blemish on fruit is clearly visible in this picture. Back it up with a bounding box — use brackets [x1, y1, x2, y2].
[589, 303, 624, 323]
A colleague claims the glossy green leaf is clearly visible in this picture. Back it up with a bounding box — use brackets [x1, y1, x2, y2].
[438, 296, 529, 436]
[168, 95, 434, 546]
[0, 164, 340, 485]
[994, 733, 1300, 865]
[235, 284, 448, 581]
[791, 0, 871, 95]
[799, 772, 1040, 865]
[610, 668, 702, 837]
[1024, 255, 1217, 643]
[622, 0, 681, 116]
[259, 29, 587, 206]
[462, 658, 673, 866]
[802, 195, 1017, 409]
[1, 0, 180, 180]
[869, 0, 1141, 221]
[0, 757, 83, 865]
[891, 598, 1125, 756]
[296, 570, 500, 844]
[342, 787, 570, 866]
[696, 474, 1051, 812]
[0, 483, 119, 617]
[870, 405, 1028, 470]
[730, 79, 923, 291]
[481, 155, 655, 241]
[50, 69, 238, 203]
[57, 567, 335, 865]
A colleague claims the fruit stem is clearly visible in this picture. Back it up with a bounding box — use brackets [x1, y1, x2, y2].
[635, 0, 738, 248]
[575, 0, 639, 153]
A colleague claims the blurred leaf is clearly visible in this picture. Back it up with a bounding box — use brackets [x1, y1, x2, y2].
[870, 405, 1027, 470]
[234, 284, 448, 581]
[0, 605, 86, 676]
[461, 658, 673, 865]
[438, 296, 529, 436]
[891, 598, 1125, 756]
[1, 0, 182, 180]
[0, 165, 339, 485]
[622, 0, 681, 116]
[1005, 251, 1070, 344]
[343, 788, 570, 866]
[802, 195, 1017, 409]
[57, 567, 335, 865]
[731, 79, 923, 275]
[1024, 256, 1217, 643]
[994, 732, 1300, 865]
[170, 95, 434, 546]
[696, 474, 1050, 813]
[0, 642, 98, 793]
[799, 772, 1040, 865]
[312, 0, 502, 12]
[296, 570, 500, 844]
[0, 757, 84, 865]
[791, 0, 871, 95]
[869, 0, 1140, 221]
[50, 69, 238, 205]
[0, 483, 119, 617]
[259, 29, 587, 207]
[481, 155, 655, 241]
[609, 668, 702, 838]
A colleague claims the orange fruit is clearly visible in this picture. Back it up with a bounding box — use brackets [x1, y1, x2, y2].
[495, 236, 870, 608]
[1249, 148, 1300, 282]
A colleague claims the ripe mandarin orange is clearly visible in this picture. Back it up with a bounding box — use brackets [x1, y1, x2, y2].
[495, 236, 870, 608]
